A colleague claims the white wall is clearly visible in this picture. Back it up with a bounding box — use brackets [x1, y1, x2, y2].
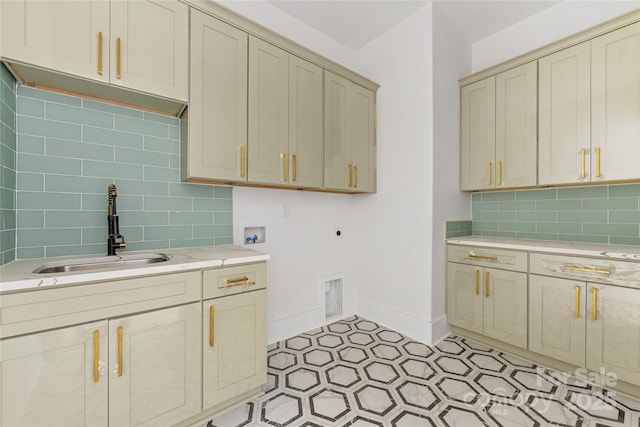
[472, 1, 640, 72]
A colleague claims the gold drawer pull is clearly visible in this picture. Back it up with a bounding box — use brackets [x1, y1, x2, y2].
[575, 286, 580, 318]
[209, 306, 215, 347]
[563, 265, 611, 275]
[475, 270, 479, 295]
[469, 253, 498, 261]
[488, 162, 492, 186]
[592, 288, 597, 321]
[93, 330, 100, 383]
[580, 149, 586, 178]
[595, 147, 601, 177]
[497, 161, 502, 185]
[354, 165, 358, 188]
[348, 164, 353, 187]
[283, 152, 289, 181]
[485, 271, 489, 298]
[97, 32, 103, 76]
[240, 145, 246, 177]
[226, 276, 250, 285]
[116, 37, 122, 80]
[292, 154, 297, 182]
[117, 326, 123, 377]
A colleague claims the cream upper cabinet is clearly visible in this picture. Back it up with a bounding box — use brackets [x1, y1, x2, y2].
[1, 0, 188, 101]
[184, 9, 248, 183]
[538, 42, 591, 186]
[324, 71, 376, 192]
[248, 37, 324, 189]
[0, 322, 109, 427]
[591, 22, 640, 183]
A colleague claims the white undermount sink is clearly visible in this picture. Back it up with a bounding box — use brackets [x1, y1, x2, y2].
[33, 253, 171, 274]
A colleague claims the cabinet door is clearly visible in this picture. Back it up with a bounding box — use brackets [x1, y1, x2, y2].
[591, 22, 640, 183]
[324, 71, 351, 191]
[0, 322, 108, 427]
[0, 0, 109, 83]
[446, 263, 483, 334]
[187, 10, 248, 183]
[483, 268, 528, 349]
[587, 284, 640, 386]
[110, 0, 188, 101]
[529, 275, 586, 367]
[351, 84, 376, 192]
[495, 62, 537, 188]
[203, 289, 267, 410]
[248, 37, 289, 185]
[289, 55, 324, 189]
[460, 76, 496, 191]
[538, 42, 591, 185]
[109, 303, 201, 427]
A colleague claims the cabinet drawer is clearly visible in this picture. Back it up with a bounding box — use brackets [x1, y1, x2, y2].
[530, 252, 640, 288]
[203, 262, 266, 299]
[0, 271, 201, 338]
[447, 245, 528, 272]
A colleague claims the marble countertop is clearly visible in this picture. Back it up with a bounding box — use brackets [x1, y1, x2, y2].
[0, 245, 270, 293]
[446, 236, 640, 261]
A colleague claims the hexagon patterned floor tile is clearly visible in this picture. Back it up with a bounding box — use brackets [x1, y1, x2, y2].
[204, 316, 640, 427]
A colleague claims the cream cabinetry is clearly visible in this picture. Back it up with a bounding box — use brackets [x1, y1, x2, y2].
[1, 0, 189, 101]
[324, 71, 376, 192]
[183, 9, 248, 183]
[460, 62, 537, 191]
[248, 37, 324, 188]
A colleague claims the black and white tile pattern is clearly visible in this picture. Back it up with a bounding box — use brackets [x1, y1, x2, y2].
[205, 316, 640, 427]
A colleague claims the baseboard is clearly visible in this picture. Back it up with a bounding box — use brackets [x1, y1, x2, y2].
[267, 307, 355, 344]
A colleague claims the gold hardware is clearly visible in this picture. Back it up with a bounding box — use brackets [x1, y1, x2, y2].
[292, 154, 297, 182]
[240, 145, 246, 177]
[596, 147, 601, 177]
[93, 330, 99, 383]
[226, 276, 250, 285]
[348, 164, 353, 187]
[117, 326, 123, 377]
[475, 270, 479, 295]
[97, 32, 103, 76]
[469, 253, 498, 261]
[497, 161, 502, 185]
[283, 153, 289, 181]
[209, 306, 215, 347]
[116, 37, 121, 79]
[488, 162, 492, 186]
[592, 288, 597, 321]
[575, 286, 580, 318]
[580, 149, 586, 178]
[354, 165, 358, 188]
[563, 265, 611, 275]
[485, 271, 489, 298]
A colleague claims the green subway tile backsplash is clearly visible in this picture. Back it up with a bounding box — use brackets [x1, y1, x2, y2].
[472, 184, 640, 245]
[2, 85, 233, 260]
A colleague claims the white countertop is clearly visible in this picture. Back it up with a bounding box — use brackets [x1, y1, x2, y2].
[0, 245, 270, 293]
[447, 236, 640, 261]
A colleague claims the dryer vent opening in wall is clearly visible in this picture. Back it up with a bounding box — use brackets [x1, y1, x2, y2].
[322, 275, 343, 321]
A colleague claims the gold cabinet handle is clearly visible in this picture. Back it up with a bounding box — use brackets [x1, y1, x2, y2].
[563, 265, 611, 275]
[292, 154, 297, 182]
[348, 164, 353, 187]
[580, 149, 586, 178]
[117, 326, 123, 377]
[575, 286, 580, 318]
[354, 165, 358, 188]
[209, 306, 215, 347]
[468, 252, 498, 261]
[592, 288, 597, 321]
[240, 145, 246, 177]
[475, 270, 479, 295]
[488, 162, 492, 186]
[116, 37, 121, 80]
[595, 147, 601, 177]
[93, 330, 100, 383]
[497, 161, 502, 185]
[485, 271, 489, 298]
[283, 153, 289, 181]
[226, 276, 250, 285]
[97, 32, 103, 76]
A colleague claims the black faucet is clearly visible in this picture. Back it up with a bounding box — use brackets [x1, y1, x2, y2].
[107, 184, 126, 256]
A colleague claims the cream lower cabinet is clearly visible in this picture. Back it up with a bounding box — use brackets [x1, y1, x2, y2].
[447, 263, 527, 349]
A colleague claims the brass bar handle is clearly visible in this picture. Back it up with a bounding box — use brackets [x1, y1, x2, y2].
[348, 164, 353, 187]
[117, 326, 123, 377]
[596, 147, 601, 177]
[468, 253, 498, 261]
[97, 32, 103, 76]
[475, 270, 479, 295]
[580, 149, 586, 178]
[497, 161, 502, 185]
[563, 265, 611, 275]
[592, 288, 597, 321]
[354, 165, 358, 188]
[292, 154, 297, 182]
[575, 286, 580, 318]
[209, 306, 215, 347]
[488, 162, 492, 186]
[485, 271, 489, 298]
[116, 37, 121, 80]
[93, 330, 100, 383]
[226, 276, 250, 285]
[283, 153, 289, 181]
[240, 145, 246, 177]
